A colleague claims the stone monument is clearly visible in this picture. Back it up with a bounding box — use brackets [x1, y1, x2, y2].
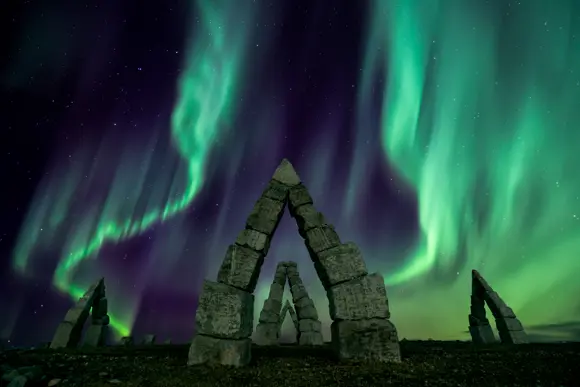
[50, 278, 110, 348]
[187, 159, 400, 366]
[469, 270, 528, 344]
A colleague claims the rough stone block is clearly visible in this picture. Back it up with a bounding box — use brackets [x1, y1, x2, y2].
[288, 184, 313, 213]
[246, 197, 286, 235]
[293, 205, 327, 234]
[268, 283, 285, 301]
[298, 331, 324, 346]
[272, 159, 301, 186]
[273, 270, 287, 286]
[331, 318, 401, 362]
[298, 319, 322, 332]
[305, 225, 341, 254]
[262, 179, 290, 202]
[188, 334, 251, 367]
[495, 317, 524, 332]
[290, 284, 309, 303]
[313, 243, 368, 289]
[254, 322, 279, 346]
[235, 229, 271, 255]
[217, 245, 264, 292]
[469, 325, 496, 344]
[498, 329, 528, 344]
[195, 281, 254, 339]
[294, 297, 318, 320]
[327, 273, 390, 320]
[259, 299, 282, 323]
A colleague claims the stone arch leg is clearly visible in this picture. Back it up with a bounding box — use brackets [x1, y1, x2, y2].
[468, 272, 496, 344]
[284, 261, 324, 346]
[50, 278, 109, 348]
[254, 262, 287, 345]
[471, 270, 528, 344]
[283, 164, 401, 362]
[188, 162, 293, 366]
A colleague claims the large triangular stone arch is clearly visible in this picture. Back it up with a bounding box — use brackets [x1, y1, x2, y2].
[468, 270, 528, 344]
[50, 278, 110, 348]
[188, 159, 401, 366]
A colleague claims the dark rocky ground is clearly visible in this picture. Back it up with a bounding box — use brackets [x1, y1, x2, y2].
[1, 340, 578, 387]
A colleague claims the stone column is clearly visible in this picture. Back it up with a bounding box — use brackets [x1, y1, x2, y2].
[188, 163, 291, 366]
[255, 262, 287, 345]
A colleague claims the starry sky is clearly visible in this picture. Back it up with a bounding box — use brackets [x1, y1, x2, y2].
[2, 0, 580, 347]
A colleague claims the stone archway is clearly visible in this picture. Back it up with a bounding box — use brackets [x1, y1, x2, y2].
[188, 159, 400, 366]
[50, 278, 110, 348]
[469, 270, 528, 344]
[278, 299, 299, 342]
[255, 261, 323, 346]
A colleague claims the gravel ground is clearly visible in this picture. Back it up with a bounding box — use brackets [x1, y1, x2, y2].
[1, 341, 577, 387]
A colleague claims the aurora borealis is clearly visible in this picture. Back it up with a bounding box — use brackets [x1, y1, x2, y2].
[2, 0, 580, 346]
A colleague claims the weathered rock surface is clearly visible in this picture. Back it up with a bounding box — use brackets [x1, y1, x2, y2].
[327, 273, 390, 321]
[331, 318, 401, 362]
[469, 270, 528, 345]
[217, 244, 264, 293]
[195, 281, 254, 339]
[313, 243, 368, 290]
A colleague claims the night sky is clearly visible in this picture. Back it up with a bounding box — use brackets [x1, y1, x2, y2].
[2, 0, 580, 347]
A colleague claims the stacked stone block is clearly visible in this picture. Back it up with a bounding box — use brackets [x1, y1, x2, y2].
[469, 270, 528, 345]
[50, 278, 108, 349]
[286, 165, 400, 362]
[254, 262, 287, 345]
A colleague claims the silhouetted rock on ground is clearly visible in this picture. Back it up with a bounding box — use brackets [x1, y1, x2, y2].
[0, 341, 577, 386]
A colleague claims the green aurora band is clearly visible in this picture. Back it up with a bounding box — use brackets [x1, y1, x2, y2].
[12, 0, 257, 337]
[361, 0, 580, 338]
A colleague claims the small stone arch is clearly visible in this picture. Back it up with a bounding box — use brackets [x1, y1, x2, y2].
[50, 278, 110, 348]
[254, 261, 322, 346]
[188, 159, 400, 366]
[468, 270, 528, 344]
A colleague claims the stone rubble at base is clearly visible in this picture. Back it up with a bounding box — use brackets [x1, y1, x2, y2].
[187, 159, 400, 367]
